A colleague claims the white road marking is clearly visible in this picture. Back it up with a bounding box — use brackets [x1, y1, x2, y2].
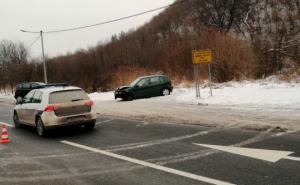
[233, 128, 274, 147]
[0, 122, 14, 128]
[148, 127, 275, 165]
[284, 156, 300, 162]
[274, 132, 285, 136]
[194, 143, 299, 163]
[136, 121, 149, 127]
[104, 122, 243, 152]
[107, 129, 214, 152]
[95, 119, 114, 126]
[61, 140, 235, 185]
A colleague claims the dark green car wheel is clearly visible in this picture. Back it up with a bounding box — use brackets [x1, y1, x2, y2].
[126, 94, 133, 101]
[162, 88, 170, 96]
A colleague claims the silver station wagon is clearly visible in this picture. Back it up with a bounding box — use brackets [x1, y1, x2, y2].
[13, 86, 97, 136]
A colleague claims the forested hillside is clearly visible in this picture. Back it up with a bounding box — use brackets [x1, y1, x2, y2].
[1, 0, 299, 92]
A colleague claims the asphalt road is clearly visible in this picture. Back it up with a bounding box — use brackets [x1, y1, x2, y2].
[0, 103, 300, 185]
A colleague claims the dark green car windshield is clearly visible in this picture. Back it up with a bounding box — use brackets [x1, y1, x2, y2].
[130, 78, 141, 87]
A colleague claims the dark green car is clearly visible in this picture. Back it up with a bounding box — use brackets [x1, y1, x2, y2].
[114, 75, 173, 101]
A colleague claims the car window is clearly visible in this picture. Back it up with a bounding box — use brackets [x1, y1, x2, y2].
[23, 90, 35, 103]
[137, 78, 150, 87]
[16, 84, 22, 89]
[160, 76, 169, 83]
[22, 83, 30, 89]
[31, 83, 39, 88]
[32, 91, 42, 104]
[130, 78, 141, 87]
[49, 90, 89, 104]
[159, 77, 164, 83]
[150, 77, 160, 85]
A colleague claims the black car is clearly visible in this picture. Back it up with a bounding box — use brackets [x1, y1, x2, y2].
[14, 82, 68, 100]
[115, 75, 173, 101]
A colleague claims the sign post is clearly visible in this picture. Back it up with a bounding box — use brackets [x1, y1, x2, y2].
[208, 64, 213, 96]
[192, 49, 213, 98]
[193, 64, 200, 98]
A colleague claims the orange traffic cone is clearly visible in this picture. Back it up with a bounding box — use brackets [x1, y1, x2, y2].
[1, 124, 10, 143]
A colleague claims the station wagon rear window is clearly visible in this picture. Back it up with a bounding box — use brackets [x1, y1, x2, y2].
[49, 90, 89, 104]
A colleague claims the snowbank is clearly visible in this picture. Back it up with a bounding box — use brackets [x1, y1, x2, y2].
[87, 79, 300, 131]
[0, 93, 15, 104]
[89, 91, 114, 101]
[89, 80, 300, 109]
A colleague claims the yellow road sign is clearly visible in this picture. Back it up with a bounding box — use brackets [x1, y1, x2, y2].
[192, 50, 212, 64]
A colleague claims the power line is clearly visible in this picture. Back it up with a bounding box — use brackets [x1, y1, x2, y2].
[25, 35, 40, 50]
[20, 0, 188, 34]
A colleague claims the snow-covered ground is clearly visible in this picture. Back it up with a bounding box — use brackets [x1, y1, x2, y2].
[89, 79, 300, 109]
[0, 93, 15, 104]
[89, 78, 300, 131]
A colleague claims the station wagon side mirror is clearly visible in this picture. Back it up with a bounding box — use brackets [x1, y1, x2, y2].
[134, 84, 139, 88]
[16, 97, 23, 105]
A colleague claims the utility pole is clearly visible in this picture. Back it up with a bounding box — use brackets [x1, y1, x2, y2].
[20, 29, 48, 83]
[40, 30, 48, 83]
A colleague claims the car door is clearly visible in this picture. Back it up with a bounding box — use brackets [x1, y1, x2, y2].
[26, 91, 43, 125]
[149, 76, 162, 96]
[133, 78, 151, 98]
[17, 90, 35, 124]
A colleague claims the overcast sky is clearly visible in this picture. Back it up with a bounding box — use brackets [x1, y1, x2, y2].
[0, 0, 175, 58]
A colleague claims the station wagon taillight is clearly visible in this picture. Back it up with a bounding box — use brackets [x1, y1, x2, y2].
[86, 100, 94, 107]
[44, 105, 59, 112]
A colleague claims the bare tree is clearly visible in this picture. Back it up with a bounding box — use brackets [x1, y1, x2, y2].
[0, 40, 28, 93]
[244, 0, 300, 75]
[189, 0, 252, 32]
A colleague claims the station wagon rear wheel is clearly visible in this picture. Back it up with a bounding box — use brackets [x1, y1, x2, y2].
[13, 112, 21, 128]
[85, 121, 95, 130]
[162, 88, 170, 96]
[36, 118, 46, 137]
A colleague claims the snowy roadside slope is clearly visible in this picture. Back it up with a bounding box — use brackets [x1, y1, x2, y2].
[171, 81, 300, 108]
[0, 93, 15, 104]
[90, 80, 300, 108]
[89, 80, 300, 131]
